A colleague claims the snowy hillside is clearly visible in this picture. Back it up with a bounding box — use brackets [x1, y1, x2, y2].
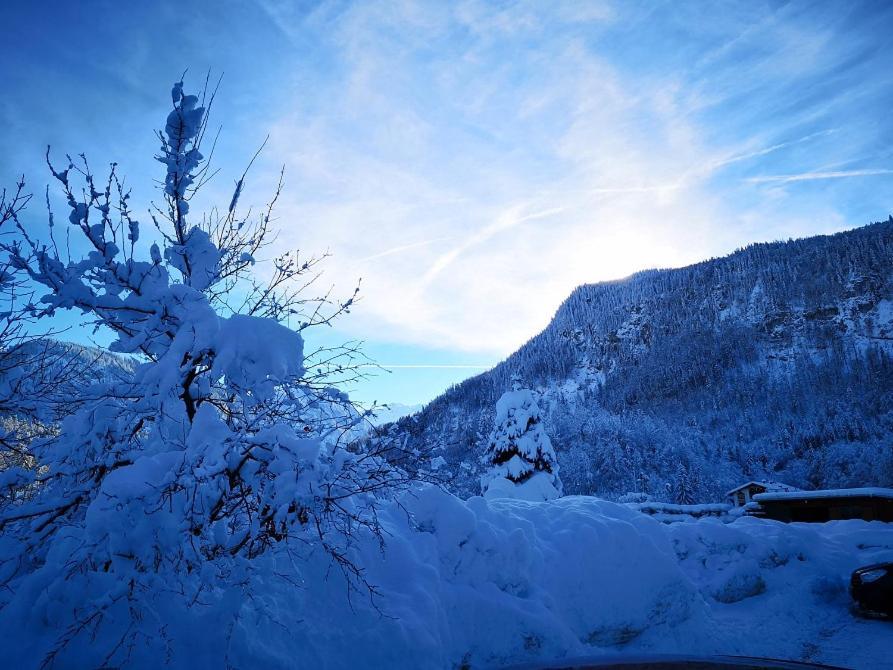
[380, 219, 893, 502]
[2, 338, 136, 380]
[0, 339, 136, 423]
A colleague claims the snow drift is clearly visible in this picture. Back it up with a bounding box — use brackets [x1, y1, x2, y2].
[2, 488, 889, 669]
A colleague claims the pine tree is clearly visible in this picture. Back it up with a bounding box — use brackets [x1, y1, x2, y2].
[673, 462, 696, 505]
[481, 374, 562, 501]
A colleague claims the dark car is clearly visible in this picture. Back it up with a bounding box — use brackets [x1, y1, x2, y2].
[850, 562, 893, 618]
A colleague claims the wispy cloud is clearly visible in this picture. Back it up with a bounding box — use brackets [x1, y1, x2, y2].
[249, 0, 893, 357]
[4, 0, 892, 401]
[709, 129, 838, 171]
[746, 169, 893, 184]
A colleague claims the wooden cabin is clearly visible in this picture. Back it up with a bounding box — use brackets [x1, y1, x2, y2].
[726, 481, 800, 507]
[750, 488, 893, 522]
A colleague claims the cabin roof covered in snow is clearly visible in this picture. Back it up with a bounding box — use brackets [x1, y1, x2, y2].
[725, 481, 800, 497]
[753, 487, 893, 502]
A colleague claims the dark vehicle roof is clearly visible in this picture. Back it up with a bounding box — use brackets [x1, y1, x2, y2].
[852, 562, 893, 573]
[501, 654, 849, 670]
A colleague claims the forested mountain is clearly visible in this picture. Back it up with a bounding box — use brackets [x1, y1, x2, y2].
[379, 218, 893, 503]
[0, 339, 136, 422]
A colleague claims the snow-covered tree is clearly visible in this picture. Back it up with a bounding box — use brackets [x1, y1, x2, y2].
[669, 460, 705, 505]
[0, 79, 412, 665]
[0, 183, 100, 495]
[0, 181, 36, 474]
[481, 375, 562, 501]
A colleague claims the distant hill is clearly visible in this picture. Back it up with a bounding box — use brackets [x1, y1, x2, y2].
[5, 338, 138, 380]
[0, 339, 137, 422]
[381, 218, 893, 502]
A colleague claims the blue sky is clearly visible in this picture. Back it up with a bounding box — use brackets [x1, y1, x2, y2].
[2, 0, 892, 405]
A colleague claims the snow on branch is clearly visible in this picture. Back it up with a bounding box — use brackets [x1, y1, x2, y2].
[0, 77, 418, 667]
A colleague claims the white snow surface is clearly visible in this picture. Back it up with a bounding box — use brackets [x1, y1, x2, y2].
[2, 488, 890, 669]
[483, 469, 563, 502]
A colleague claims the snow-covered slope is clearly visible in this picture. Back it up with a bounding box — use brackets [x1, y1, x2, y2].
[2, 338, 136, 381]
[0, 338, 137, 422]
[384, 219, 893, 501]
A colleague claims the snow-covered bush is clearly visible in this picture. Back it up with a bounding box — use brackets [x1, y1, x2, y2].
[0, 489, 716, 669]
[481, 375, 562, 501]
[0, 80, 410, 665]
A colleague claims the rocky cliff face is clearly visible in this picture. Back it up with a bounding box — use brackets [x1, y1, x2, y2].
[377, 218, 893, 502]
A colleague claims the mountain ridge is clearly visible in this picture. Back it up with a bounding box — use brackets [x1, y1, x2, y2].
[377, 218, 893, 502]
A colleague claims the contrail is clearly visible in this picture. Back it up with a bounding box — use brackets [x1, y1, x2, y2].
[746, 168, 893, 184]
[421, 205, 565, 286]
[356, 237, 450, 263]
[359, 364, 492, 369]
[711, 129, 837, 170]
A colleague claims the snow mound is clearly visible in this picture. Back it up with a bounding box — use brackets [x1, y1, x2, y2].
[2, 489, 890, 669]
[484, 470, 563, 502]
[0, 490, 706, 669]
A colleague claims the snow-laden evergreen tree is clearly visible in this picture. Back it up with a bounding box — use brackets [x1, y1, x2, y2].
[672, 462, 696, 506]
[481, 374, 562, 501]
[0, 79, 413, 666]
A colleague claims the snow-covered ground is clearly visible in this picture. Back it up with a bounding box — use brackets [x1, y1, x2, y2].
[668, 514, 893, 668]
[3, 488, 889, 669]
